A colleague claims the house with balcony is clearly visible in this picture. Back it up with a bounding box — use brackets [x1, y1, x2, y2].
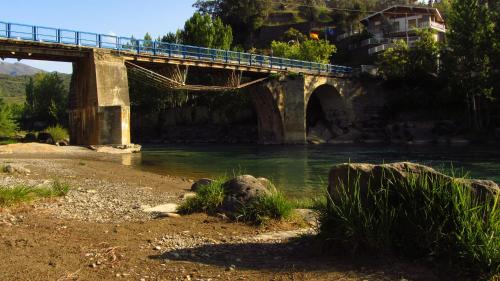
[360, 5, 446, 55]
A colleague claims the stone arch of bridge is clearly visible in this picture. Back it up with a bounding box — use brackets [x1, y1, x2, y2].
[248, 81, 285, 144]
[305, 82, 347, 142]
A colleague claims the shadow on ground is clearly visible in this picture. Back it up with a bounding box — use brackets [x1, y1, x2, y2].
[149, 236, 441, 280]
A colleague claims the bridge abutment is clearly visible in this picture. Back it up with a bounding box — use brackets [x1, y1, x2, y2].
[69, 50, 131, 146]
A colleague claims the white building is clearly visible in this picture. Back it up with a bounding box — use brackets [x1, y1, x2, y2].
[360, 5, 446, 55]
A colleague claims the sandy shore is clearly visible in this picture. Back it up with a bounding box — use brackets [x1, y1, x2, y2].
[0, 144, 440, 281]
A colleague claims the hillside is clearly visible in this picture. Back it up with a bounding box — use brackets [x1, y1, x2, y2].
[0, 61, 45, 76]
[0, 73, 71, 104]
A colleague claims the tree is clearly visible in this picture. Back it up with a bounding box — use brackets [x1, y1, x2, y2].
[283, 28, 307, 44]
[143, 32, 153, 48]
[212, 17, 233, 50]
[161, 31, 182, 44]
[0, 98, 18, 137]
[193, 0, 272, 47]
[271, 39, 336, 64]
[180, 12, 233, 49]
[377, 40, 410, 81]
[409, 29, 440, 78]
[446, 0, 495, 130]
[22, 73, 67, 129]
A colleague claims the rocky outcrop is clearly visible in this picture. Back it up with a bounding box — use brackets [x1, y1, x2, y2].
[221, 175, 272, 213]
[328, 162, 499, 203]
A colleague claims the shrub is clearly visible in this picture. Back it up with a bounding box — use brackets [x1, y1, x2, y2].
[0, 180, 70, 207]
[44, 125, 69, 142]
[317, 172, 499, 279]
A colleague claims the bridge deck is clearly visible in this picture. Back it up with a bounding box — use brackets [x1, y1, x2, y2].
[0, 21, 353, 77]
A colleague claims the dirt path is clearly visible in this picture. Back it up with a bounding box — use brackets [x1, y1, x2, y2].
[0, 144, 441, 281]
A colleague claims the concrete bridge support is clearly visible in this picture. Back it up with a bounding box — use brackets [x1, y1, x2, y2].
[69, 50, 131, 145]
[251, 74, 356, 144]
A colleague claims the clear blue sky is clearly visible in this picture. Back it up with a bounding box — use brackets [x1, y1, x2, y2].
[4, 0, 197, 73]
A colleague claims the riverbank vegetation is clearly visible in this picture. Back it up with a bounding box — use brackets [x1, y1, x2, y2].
[0, 180, 70, 207]
[178, 177, 294, 225]
[317, 172, 499, 280]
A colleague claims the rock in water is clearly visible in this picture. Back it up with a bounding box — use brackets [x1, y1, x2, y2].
[190, 178, 214, 192]
[221, 175, 271, 213]
[328, 162, 499, 203]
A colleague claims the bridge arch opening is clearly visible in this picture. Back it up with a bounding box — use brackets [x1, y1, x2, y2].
[128, 66, 259, 144]
[306, 84, 347, 143]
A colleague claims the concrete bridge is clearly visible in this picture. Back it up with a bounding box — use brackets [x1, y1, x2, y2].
[0, 21, 358, 145]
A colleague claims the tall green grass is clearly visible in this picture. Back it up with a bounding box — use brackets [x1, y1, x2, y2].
[317, 172, 499, 279]
[0, 180, 70, 207]
[235, 189, 294, 225]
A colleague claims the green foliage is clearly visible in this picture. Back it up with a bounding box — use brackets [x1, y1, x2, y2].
[317, 172, 499, 279]
[445, 0, 496, 130]
[410, 29, 440, 77]
[177, 178, 226, 215]
[178, 177, 294, 225]
[236, 189, 294, 225]
[283, 28, 307, 43]
[271, 38, 336, 64]
[181, 12, 233, 49]
[194, 0, 272, 47]
[0, 180, 70, 207]
[0, 98, 18, 137]
[44, 125, 69, 142]
[22, 72, 68, 130]
[377, 40, 410, 81]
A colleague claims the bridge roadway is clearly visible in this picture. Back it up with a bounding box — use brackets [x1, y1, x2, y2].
[0, 21, 360, 146]
[0, 21, 352, 77]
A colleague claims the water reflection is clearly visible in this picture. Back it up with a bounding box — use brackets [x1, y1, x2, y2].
[133, 144, 500, 197]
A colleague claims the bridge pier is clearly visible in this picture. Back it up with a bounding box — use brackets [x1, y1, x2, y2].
[69, 50, 131, 146]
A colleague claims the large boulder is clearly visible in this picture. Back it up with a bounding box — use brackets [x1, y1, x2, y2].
[328, 162, 499, 203]
[221, 175, 272, 213]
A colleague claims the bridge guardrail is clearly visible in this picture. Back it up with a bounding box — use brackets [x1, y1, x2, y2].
[0, 21, 353, 75]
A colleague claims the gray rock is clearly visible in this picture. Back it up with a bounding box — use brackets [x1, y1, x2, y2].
[3, 164, 31, 174]
[190, 178, 214, 192]
[328, 162, 499, 204]
[142, 203, 178, 214]
[221, 175, 271, 213]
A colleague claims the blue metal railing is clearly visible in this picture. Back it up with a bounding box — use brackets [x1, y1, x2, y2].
[0, 21, 353, 75]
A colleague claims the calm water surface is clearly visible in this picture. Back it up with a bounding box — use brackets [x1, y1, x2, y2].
[129, 144, 500, 197]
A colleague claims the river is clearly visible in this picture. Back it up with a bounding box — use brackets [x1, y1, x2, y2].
[128, 144, 500, 197]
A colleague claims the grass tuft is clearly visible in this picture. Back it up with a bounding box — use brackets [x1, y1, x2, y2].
[44, 125, 69, 142]
[317, 171, 499, 279]
[177, 178, 226, 215]
[0, 180, 70, 207]
[236, 189, 294, 225]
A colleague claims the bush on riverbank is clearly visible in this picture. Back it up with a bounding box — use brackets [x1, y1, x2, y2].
[0, 180, 70, 207]
[178, 177, 293, 225]
[317, 171, 499, 279]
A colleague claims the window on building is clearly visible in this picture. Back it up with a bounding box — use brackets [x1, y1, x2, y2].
[408, 19, 417, 29]
[392, 21, 400, 32]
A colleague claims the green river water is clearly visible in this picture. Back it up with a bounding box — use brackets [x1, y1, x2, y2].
[128, 144, 500, 197]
